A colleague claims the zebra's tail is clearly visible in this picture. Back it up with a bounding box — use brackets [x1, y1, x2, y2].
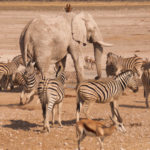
[42, 102, 46, 119]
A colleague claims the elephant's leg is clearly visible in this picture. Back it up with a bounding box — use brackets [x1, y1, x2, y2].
[93, 43, 103, 79]
[69, 45, 84, 83]
[55, 56, 67, 75]
[60, 56, 67, 71]
[35, 48, 55, 79]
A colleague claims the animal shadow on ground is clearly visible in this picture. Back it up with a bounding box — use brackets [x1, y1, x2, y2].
[61, 119, 76, 126]
[119, 104, 146, 109]
[0, 103, 36, 111]
[0, 103, 20, 108]
[2, 120, 40, 131]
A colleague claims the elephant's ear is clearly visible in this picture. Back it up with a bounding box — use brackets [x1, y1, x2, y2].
[72, 12, 87, 45]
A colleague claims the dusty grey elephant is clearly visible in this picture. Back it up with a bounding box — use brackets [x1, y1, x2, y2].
[20, 12, 112, 83]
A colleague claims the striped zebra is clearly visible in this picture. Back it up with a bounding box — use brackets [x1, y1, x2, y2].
[0, 55, 24, 90]
[38, 65, 65, 132]
[76, 70, 138, 122]
[18, 62, 41, 105]
[141, 61, 150, 108]
[11, 55, 24, 66]
[106, 52, 143, 77]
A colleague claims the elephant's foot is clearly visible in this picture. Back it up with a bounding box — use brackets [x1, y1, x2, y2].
[95, 76, 100, 80]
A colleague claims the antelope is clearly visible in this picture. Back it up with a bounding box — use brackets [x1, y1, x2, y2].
[76, 110, 126, 150]
[89, 57, 96, 70]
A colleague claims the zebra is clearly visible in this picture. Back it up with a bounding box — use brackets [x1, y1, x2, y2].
[0, 55, 24, 90]
[37, 65, 65, 132]
[18, 62, 41, 105]
[76, 70, 138, 122]
[141, 60, 150, 108]
[106, 52, 143, 77]
[11, 55, 24, 67]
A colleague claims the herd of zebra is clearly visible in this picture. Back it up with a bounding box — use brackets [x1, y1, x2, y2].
[1, 51, 150, 149]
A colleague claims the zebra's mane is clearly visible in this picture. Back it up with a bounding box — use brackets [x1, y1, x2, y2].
[114, 70, 133, 79]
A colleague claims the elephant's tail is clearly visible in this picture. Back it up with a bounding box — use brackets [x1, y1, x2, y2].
[19, 19, 33, 66]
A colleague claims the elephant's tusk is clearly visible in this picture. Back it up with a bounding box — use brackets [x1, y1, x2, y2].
[98, 41, 113, 47]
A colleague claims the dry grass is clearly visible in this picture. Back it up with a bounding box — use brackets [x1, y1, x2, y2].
[0, 1, 150, 10]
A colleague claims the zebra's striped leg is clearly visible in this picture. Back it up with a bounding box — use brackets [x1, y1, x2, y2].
[25, 90, 35, 104]
[110, 101, 118, 121]
[52, 107, 56, 125]
[44, 95, 55, 132]
[20, 90, 25, 105]
[57, 102, 62, 127]
[43, 106, 51, 132]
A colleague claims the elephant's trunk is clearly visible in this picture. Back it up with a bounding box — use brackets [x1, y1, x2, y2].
[93, 42, 103, 79]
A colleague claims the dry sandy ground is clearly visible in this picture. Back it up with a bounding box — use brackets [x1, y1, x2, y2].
[0, 5, 150, 150]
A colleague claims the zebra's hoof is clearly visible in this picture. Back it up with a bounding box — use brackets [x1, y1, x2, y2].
[58, 124, 63, 128]
[43, 126, 50, 133]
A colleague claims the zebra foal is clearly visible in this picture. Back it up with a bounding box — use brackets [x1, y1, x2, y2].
[141, 61, 150, 108]
[106, 52, 143, 77]
[38, 66, 65, 132]
[76, 70, 138, 122]
[13, 61, 41, 105]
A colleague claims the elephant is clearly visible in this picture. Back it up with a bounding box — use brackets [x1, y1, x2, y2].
[20, 11, 112, 83]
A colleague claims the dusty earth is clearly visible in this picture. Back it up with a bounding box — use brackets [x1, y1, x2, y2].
[0, 4, 150, 150]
